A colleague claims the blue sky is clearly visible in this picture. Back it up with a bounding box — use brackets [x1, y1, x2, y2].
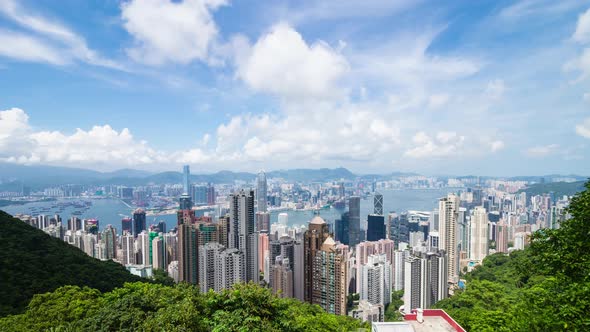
[0, 0, 590, 176]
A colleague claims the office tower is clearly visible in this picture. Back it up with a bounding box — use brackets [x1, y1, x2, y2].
[101, 225, 117, 260]
[152, 235, 166, 270]
[205, 184, 215, 205]
[271, 256, 294, 298]
[156, 220, 166, 233]
[293, 240, 305, 301]
[216, 248, 246, 291]
[390, 212, 409, 244]
[121, 233, 135, 265]
[403, 250, 448, 313]
[304, 216, 331, 302]
[229, 190, 257, 282]
[278, 213, 288, 225]
[470, 206, 489, 262]
[191, 185, 208, 205]
[121, 217, 132, 234]
[311, 237, 348, 315]
[349, 196, 361, 247]
[367, 214, 386, 241]
[439, 194, 459, 284]
[335, 212, 350, 245]
[257, 171, 268, 212]
[374, 192, 383, 215]
[360, 254, 391, 307]
[132, 209, 146, 237]
[256, 212, 270, 233]
[183, 165, 191, 195]
[200, 242, 224, 292]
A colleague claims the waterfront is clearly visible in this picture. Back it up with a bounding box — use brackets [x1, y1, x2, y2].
[1, 188, 459, 233]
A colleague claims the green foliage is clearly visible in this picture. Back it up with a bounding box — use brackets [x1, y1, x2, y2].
[151, 268, 175, 286]
[384, 290, 403, 322]
[436, 181, 590, 331]
[0, 210, 143, 317]
[518, 180, 586, 198]
[0, 282, 368, 332]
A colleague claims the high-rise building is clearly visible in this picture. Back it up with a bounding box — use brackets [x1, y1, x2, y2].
[349, 196, 361, 247]
[121, 217, 132, 234]
[191, 185, 208, 205]
[257, 171, 268, 212]
[229, 190, 257, 282]
[470, 206, 489, 262]
[183, 165, 191, 195]
[216, 248, 245, 291]
[136, 230, 151, 266]
[374, 192, 383, 215]
[256, 212, 270, 233]
[270, 256, 294, 298]
[199, 242, 224, 292]
[101, 225, 117, 260]
[367, 214, 386, 241]
[207, 184, 216, 205]
[335, 212, 350, 245]
[439, 194, 459, 284]
[121, 233, 135, 265]
[293, 240, 305, 301]
[132, 209, 146, 237]
[311, 237, 348, 315]
[403, 250, 448, 313]
[217, 215, 230, 248]
[177, 222, 197, 283]
[304, 216, 331, 302]
[152, 235, 166, 270]
[278, 213, 288, 225]
[359, 254, 391, 307]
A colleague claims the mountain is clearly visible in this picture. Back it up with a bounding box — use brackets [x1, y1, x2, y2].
[0, 210, 143, 316]
[267, 167, 356, 182]
[518, 180, 587, 197]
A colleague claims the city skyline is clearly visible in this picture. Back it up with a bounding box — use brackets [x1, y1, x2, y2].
[1, 0, 590, 175]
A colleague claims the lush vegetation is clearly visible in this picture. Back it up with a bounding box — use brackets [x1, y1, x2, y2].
[0, 282, 368, 331]
[0, 210, 142, 316]
[384, 290, 403, 322]
[518, 180, 586, 198]
[436, 181, 590, 331]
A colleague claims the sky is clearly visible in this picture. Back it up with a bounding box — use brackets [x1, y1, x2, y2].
[0, 0, 590, 176]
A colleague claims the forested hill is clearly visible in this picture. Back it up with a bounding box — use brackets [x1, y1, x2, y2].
[436, 182, 590, 331]
[0, 210, 142, 316]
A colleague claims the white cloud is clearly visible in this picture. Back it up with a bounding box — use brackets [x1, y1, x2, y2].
[485, 79, 506, 100]
[499, 0, 583, 19]
[0, 0, 121, 69]
[564, 48, 590, 81]
[236, 23, 349, 99]
[573, 8, 590, 43]
[121, 0, 227, 65]
[490, 140, 505, 152]
[576, 117, 590, 138]
[525, 144, 559, 157]
[427, 94, 450, 109]
[404, 131, 465, 158]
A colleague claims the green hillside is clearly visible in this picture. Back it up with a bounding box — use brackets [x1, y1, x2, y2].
[518, 180, 586, 197]
[436, 182, 590, 331]
[0, 210, 143, 316]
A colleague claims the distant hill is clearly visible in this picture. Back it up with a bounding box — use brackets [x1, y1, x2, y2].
[0, 211, 142, 316]
[518, 181, 587, 197]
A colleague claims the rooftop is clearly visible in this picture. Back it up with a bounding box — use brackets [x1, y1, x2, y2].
[372, 309, 465, 332]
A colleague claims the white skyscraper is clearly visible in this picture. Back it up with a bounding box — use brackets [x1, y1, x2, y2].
[229, 190, 257, 282]
[403, 251, 448, 313]
[360, 254, 392, 306]
[199, 242, 224, 293]
[278, 213, 288, 225]
[470, 206, 489, 262]
[438, 194, 459, 284]
[216, 248, 246, 291]
[136, 231, 151, 266]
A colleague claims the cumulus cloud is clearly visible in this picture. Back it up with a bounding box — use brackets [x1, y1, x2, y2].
[525, 144, 559, 157]
[236, 23, 349, 99]
[121, 0, 227, 65]
[576, 117, 590, 138]
[573, 8, 590, 43]
[404, 131, 465, 158]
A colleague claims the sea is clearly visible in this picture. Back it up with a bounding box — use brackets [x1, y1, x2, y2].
[1, 188, 459, 234]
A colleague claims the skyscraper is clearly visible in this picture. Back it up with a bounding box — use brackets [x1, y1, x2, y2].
[469, 206, 489, 262]
[216, 248, 245, 291]
[177, 222, 197, 283]
[359, 254, 391, 307]
[367, 214, 386, 241]
[439, 194, 459, 284]
[101, 225, 117, 260]
[121, 217, 132, 234]
[403, 250, 448, 313]
[152, 235, 166, 270]
[256, 211, 270, 233]
[304, 216, 330, 302]
[199, 242, 224, 293]
[229, 190, 258, 282]
[183, 165, 191, 195]
[132, 208, 146, 237]
[311, 237, 348, 315]
[349, 196, 361, 247]
[270, 256, 294, 298]
[335, 212, 350, 245]
[374, 192, 383, 215]
[257, 171, 268, 212]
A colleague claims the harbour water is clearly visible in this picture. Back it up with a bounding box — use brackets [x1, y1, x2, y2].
[2, 188, 459, 234]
